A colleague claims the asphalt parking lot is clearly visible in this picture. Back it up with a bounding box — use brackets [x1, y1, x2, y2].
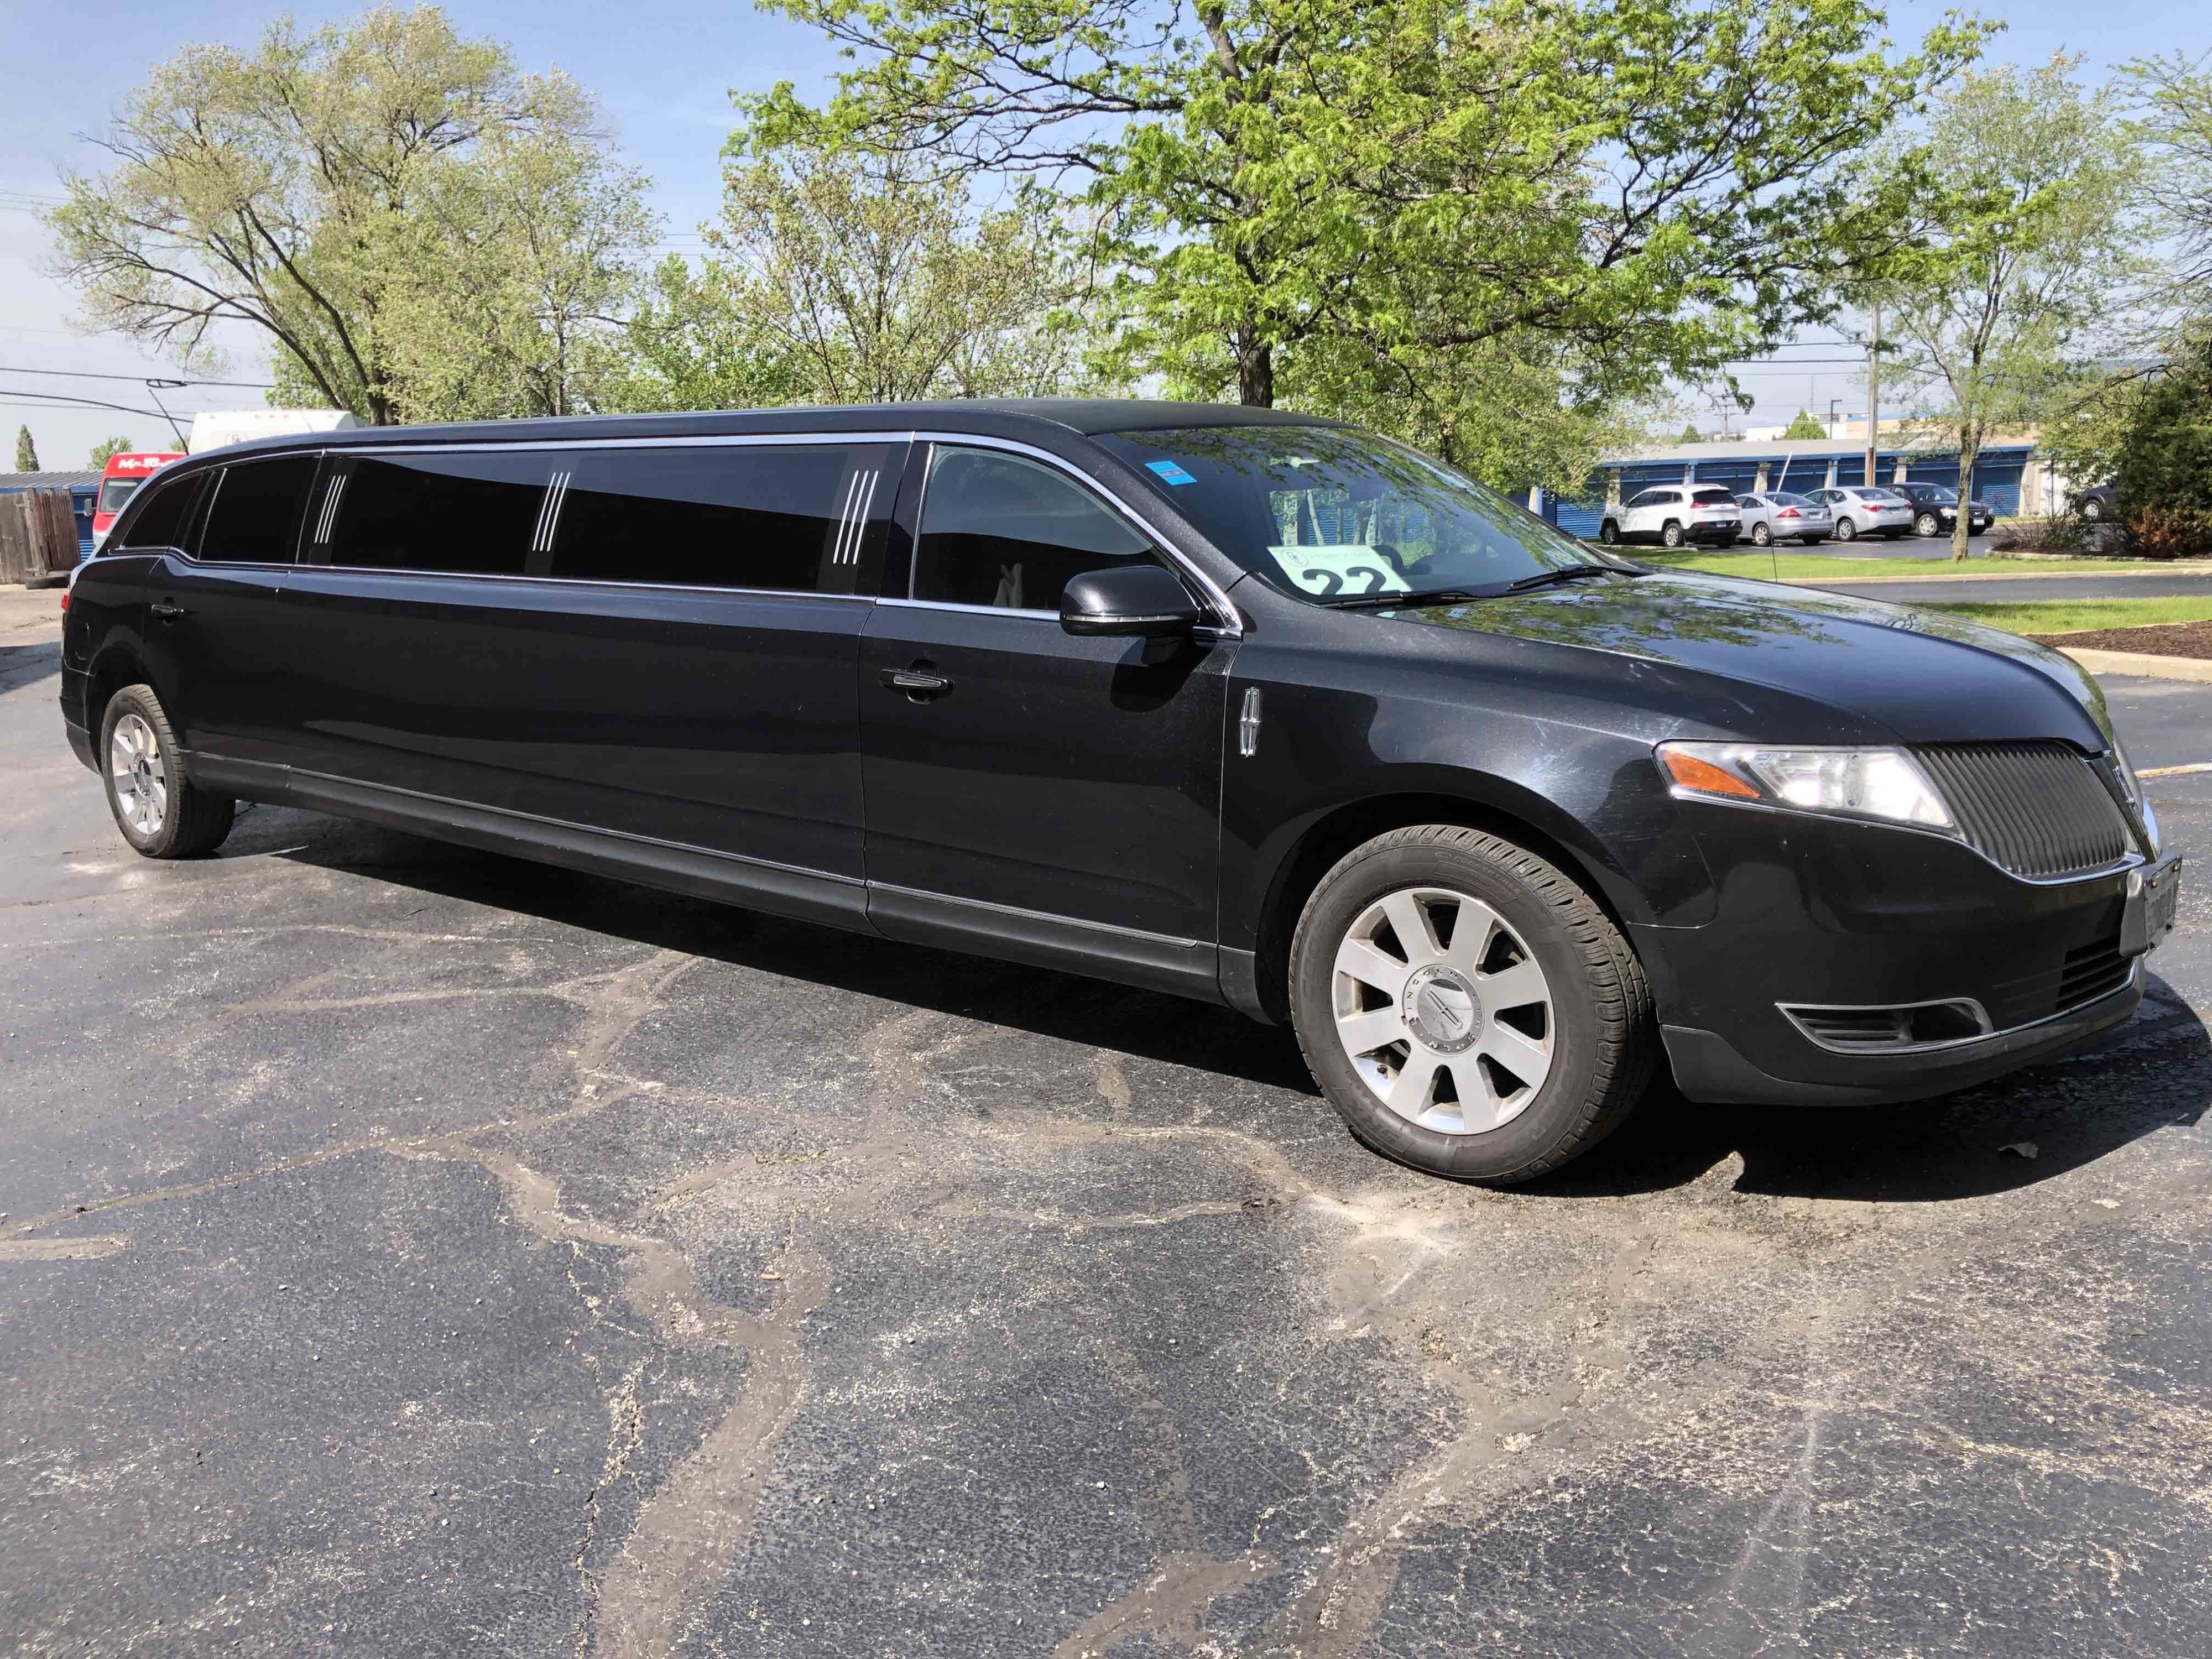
[6, 596, 2212, 1657]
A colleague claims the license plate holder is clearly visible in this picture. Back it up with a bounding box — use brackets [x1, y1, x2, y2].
[2121, 854, 2182, 957]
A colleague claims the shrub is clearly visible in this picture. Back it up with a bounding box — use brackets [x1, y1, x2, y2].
[2121, 505, 2212, 559]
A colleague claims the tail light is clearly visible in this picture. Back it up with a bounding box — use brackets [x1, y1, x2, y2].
[1777, 508, 1801, 519]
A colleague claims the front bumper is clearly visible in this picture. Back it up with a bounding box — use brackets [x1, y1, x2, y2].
[1645, 799, 2157, 1105]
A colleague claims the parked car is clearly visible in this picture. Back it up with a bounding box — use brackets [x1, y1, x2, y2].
[1733, 491, 1833, 546]
[88, 450, 185, 554]
[1812, 486, 1915, 541]
[62, 401, 2178, 1185]
[2073, 483, 2117, 523]
[1892, 482, 1993, 539]
[1598, 484, 1741, 548]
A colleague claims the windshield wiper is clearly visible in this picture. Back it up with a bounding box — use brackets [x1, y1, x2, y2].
[1500, 562, 1637, 595]
[1319, 587, 1493, 609]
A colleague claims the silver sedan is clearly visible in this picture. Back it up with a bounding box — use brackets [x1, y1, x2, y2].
[1734, 492, 1833, 546]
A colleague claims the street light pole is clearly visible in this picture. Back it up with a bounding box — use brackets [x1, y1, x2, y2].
[1865, 301, 1881, 490]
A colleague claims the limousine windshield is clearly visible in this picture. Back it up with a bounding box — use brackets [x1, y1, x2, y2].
[1094, 424, 1597, 603]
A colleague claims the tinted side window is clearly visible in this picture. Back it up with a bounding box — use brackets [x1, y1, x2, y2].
[315, 452, 549, 575]
[117, 471, 208, 551]
[196, 456, 317, 565]
[547, 444, 894, 594]
[914, 447, 1155, 611]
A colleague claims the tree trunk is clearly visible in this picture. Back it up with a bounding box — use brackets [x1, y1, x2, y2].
[1952, 441, 1977, 562]
[1234, 328, 1274, 407]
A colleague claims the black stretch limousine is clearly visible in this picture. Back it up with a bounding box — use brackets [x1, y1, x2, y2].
[61, 401, 2179, 1182]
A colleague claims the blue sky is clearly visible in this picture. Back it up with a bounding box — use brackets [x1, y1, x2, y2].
[0, 0, 2203, 466]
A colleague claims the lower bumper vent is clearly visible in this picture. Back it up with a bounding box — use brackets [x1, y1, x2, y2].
[1782, 999, 1992, 1053]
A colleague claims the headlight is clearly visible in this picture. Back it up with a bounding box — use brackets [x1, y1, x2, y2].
[1657, 742, 1956, 832]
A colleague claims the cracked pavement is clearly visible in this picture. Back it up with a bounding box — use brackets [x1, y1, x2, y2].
[5, 599, 2212, 1656]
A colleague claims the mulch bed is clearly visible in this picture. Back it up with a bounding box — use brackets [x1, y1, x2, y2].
[2031, 619, 2212, 659]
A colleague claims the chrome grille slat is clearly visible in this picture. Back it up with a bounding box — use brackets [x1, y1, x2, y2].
[1913, 742, 2130, 880]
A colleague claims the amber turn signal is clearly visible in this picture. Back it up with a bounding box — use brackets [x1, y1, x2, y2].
[1659, 749, 1760, 800]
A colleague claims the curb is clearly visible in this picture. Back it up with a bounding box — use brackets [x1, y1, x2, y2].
[2057, 647, 2212, 684]
[1810, 564, 2212, 586]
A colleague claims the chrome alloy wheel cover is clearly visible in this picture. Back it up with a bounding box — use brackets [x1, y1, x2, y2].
[1332, 886, 1554, 1134]
[109, 712, 167, 837]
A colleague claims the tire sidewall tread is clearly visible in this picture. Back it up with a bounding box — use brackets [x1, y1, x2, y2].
[100, 684, 235, 859]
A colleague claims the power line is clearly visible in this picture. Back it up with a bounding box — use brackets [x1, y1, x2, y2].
[0, 363, 275, 389]
[0, 388, 204, 422]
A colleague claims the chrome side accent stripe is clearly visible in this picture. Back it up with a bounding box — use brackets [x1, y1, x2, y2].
[530, 471, 573, 554]
[314, 474, 348, 544]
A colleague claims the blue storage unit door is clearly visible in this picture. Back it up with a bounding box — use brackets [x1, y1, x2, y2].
[1688, 460, 1759, 494]
[1969, 450, 2030, 517]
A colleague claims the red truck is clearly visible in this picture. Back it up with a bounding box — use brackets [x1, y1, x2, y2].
[90, 450, 186, 553]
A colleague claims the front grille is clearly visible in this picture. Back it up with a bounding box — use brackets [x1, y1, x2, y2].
[2057, 936, 2133, 1009]
[1913, 742, 2132, 879]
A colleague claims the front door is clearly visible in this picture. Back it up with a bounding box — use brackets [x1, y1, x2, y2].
[859, 444, 1234, 997]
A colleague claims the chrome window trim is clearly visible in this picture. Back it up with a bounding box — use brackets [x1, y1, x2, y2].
[149, 427, 1243, 628]
[906, 432, 1243, 634]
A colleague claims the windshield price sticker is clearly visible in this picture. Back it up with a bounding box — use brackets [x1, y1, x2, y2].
[1269, 545, 1411, 597]
[1145, 460, 1198, 486]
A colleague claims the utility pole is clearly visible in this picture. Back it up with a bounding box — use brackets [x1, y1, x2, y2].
[1865, 301, 1881, 489]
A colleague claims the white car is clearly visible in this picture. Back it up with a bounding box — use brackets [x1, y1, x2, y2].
[1598, 484, 1741, 549]
[1812, 487, 1914, 542]
[1734, 491, 1833, 547]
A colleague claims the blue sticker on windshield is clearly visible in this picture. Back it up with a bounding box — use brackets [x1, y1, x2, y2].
[1145, 460, 1197, 486]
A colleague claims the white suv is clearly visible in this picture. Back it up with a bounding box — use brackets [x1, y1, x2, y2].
[1599, 485, 1741, 549]
[1813, 487, 1914, 542]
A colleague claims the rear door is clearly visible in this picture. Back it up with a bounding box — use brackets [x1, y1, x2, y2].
[154, 453, 317, 765]
[858, 442, 1233, 993]
[276, 439, 899, 896]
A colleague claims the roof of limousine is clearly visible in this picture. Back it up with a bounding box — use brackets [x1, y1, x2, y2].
[178, 399, 1343, 465]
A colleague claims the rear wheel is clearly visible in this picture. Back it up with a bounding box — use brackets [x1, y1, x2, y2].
[2082, 497, 2104, 523]
[101, 684, 235, 859]
[1288, 825, 1656, 1185]
[1751, 522, 1772, 547]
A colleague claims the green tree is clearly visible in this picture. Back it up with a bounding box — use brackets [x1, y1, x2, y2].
[87, 435, 137, 468]
[701, 139, 1109, 403]
[1866, 59, 2153, 558]
[13, 425, 37, 472]
[46, 6, 656, 424]
[748, 0, 1983, 429]
[2111, 328, 2212, 552]
[601, 255, 803, 414]
[2127, 52, 2212, 302]
[1677, 423, 1704, 445]
[1783, 409, 1828, 439]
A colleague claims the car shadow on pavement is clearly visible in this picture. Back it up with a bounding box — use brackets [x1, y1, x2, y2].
[254, 811, 2204, 1202]
[0, 636, 61, 697]
[253, 810, 1321, 1096]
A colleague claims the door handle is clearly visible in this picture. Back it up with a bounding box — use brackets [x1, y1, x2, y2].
[149, 601, 187, 621]
[879, 665, 952, 698]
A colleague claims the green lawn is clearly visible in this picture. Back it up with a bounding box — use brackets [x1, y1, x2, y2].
[1915, 596, 2212, 635]
[1636, 549, 2202, 581]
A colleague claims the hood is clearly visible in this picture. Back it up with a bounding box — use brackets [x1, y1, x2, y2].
[1378, 571, 2114, 749]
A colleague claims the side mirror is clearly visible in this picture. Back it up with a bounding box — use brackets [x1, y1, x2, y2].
[1060, 565, 1203, 640]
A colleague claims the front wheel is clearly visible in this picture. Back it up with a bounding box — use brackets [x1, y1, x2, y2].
[1915, 513, 1940, 538]
[1288, 825, 1657, 1185]
[1751, 522, 1772, 547]
[1598, 520, 1619, 545]
[1661, 521, 1684, 549]
[101, 684, 236, 859]
[1834, 517, 1857, 542]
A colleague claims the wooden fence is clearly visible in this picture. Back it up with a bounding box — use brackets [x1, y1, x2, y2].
[0, 489, 78, 585]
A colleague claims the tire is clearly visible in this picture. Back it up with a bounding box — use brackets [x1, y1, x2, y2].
[1287, 825, 1657, 1185]
[1751, 522, 1772, 547]
[1598, 520, 1619, 545]
[2082, 497, 2104, 523]
[1661, 520, 1684, 549]
[100, 683, 236, 859]
[1915, 513, 1940, 538]
[1834, 517, 1857, 542]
